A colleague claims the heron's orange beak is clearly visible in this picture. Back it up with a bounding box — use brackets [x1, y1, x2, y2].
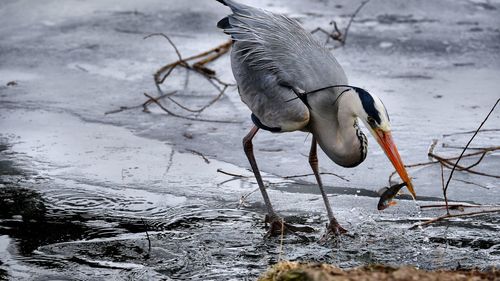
[373, 129, 416, 198]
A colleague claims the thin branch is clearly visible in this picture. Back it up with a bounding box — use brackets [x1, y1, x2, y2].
[140, 218, 152, 256]
[216, 168, 349, 182]
[440, 148, 498, 160]
[439, 164, 449, 214]
[104, 106, 140, 115]
[186, 149, 210, 164]
[427, 139, 438, 160]
[341, 0, 371, 45]
[166, 85, 228, 113]
[282, 172, 349, 182]
[278, 218, 285, 261]
[459, 151, 488, 170]
[311, 0, 371, 47]
[311, 26, 341, 44]
[443, 98, 500, 197]
[150, 35, 232, 88]
[442, 128, 500, 137]
[452, 178, 490, 190]
[144, 93, 240, 124]
[325, 21, 342, 44]
[408, 99, 500, 229]
[419, 203, 490, 209]
[145, 35, 234, 118]
[192, 41, 232, 67]
[182, 40, 232, 63]
[144, 33, 183, 61]
[410, 208, 500, 229]
[216, 168, 247, 178]
[105, 91, 177, 115]
[429, 152, 500, 179]
[442, 144, 500, 150]
[388, 141, 499, 184]
[163, 150, 175, 177]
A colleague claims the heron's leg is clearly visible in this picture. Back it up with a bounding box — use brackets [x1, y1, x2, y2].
[243, 126, 314, 237]
[243, 126, 276, 215]
[309, 136, 347, 236]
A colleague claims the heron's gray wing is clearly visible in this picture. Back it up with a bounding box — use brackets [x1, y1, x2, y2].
[217, 0, 348, 91]
[231, 47, 310, 132]
[217, 0, 349, 131]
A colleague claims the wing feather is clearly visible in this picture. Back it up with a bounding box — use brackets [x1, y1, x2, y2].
[217, 0, 348, 131]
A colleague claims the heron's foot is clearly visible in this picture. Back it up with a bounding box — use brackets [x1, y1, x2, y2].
[327, 219, 348, 236]
[264, 213, 315, 239]
[320, 218, 350, 242]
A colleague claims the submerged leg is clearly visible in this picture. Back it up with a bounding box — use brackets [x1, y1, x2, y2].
[309, 136, 347, 237]
[243, 126, 314, 237]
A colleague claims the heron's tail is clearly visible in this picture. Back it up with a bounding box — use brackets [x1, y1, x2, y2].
[216, 0, 228, 5]
[215, 0, 251, 13]
[215, 0, 243, 31]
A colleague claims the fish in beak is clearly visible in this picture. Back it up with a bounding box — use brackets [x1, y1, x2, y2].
[377, 182, 407, 210]
[373, 129, 416, 199]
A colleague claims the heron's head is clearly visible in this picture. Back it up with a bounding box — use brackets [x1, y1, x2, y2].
[352, 87, 416, 198]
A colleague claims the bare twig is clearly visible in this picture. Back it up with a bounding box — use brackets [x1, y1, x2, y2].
[419, 203, 486, 210]
[216, 168, 349, 182]
[216, 168, 351, 209]
[420, 203, 500, 211]
[442, 128, 500, 137]
[438, 148, 498, 160]
[388, 140, 500, 185]
[439, 163, 449, 214]
[452, 178, 490, 190]
[341, 0, 371, 45]
[181, 40, 232, 64]
[443, 99, 499, 198]
[147, 33, 232, 88]
[145, 33, 183, 61]
[140, 218, 152, 256]
[186, 149, 210, 164]
[325, 21, 342, 44]
[429, 152, 500, 179]
[408, 99, 500, 229]
[144, 33, 234, 118]
[410, 208, 500, 229]
[104, 106, 138, 115]
[166, 85, 228, 114]
[427, 139, 438, 160]
[282, 172, 349, 182]
[163, 150, 175, 177]
[278, 218, 285, 261]
[442, 144, 500, 151]
[105, 91, 177, 115]
[144, 93, 240, 123]
[216, 168, 248, 178]
[311, 0, 371, 47]
[311, 23, 342, 44]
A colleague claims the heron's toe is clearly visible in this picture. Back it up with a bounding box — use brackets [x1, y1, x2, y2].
[264, 214, 315, 239]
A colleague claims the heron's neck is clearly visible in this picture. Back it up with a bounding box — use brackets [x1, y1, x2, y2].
[308, 91, 367, 167]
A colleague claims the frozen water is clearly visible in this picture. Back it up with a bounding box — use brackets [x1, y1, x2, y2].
[0, 0, 499, 280]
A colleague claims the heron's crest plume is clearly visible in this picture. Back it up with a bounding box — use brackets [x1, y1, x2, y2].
[285, 84, 364, 105]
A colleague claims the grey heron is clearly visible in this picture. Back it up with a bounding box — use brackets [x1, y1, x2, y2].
[216, 0, 416, 236]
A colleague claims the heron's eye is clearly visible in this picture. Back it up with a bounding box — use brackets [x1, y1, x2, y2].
[367, 116, 377, 127]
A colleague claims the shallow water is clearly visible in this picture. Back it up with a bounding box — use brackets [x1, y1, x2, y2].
[0, 0, 499, 280]
[0, 109, 498, 280]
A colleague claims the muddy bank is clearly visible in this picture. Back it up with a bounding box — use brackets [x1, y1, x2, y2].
[257, 262, 499, 281]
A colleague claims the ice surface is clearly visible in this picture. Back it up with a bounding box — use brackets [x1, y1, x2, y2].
[0, 0, 499, 280]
